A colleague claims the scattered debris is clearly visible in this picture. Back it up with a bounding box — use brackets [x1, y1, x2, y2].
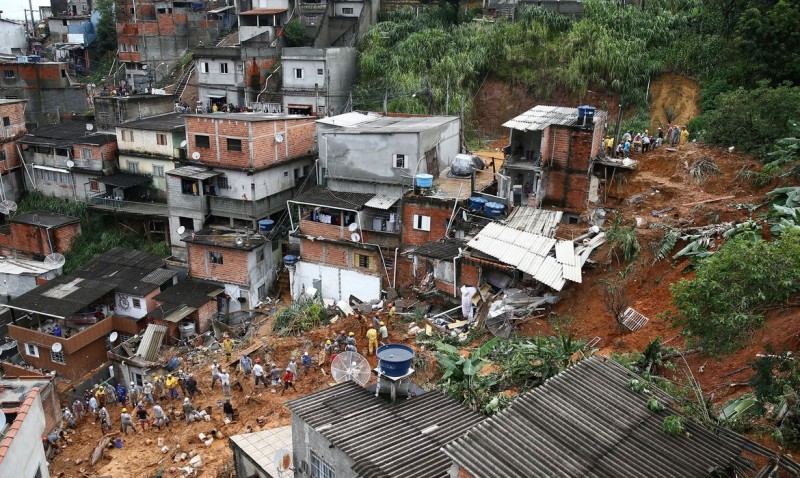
[688, 156, 721, 183]
[620, 307, 650, 332]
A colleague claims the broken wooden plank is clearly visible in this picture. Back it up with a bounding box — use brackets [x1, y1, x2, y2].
[681, 195, 735, 207]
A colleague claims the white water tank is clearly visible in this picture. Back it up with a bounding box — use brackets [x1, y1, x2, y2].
[179, 322, 196, 339]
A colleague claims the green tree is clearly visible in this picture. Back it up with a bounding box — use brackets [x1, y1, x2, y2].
[94, 0, 117, 54]
[733, 0, 800, 83]
[284, 19, 306, 47]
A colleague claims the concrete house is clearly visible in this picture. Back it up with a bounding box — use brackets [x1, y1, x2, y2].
[317, 112, 461, 196]
[115, 0, 227, 89]
[183, 226, 280, 310]
[238, 0, 292, 45]
[0, 19, 27, 56]
[500, 105, 606, 217]
[47, 8, 99, 70]
[0, 61, 89, 125]
[20, 122, 118, 200]
[281, 47, 358, 117]
[94, 94, 177, 133]
[195, 46, 246, 109]
[85, 112, 183, 222]
[0, 99, 28, 202]
[5, 248, 172, 380]
[229, 426, 294, 478]
[286, 381, 485, 478]
[149, 278, 222, 339]
[443, 357, 800, 478]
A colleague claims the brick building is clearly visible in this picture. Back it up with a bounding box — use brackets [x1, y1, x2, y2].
[0, 99, 27, 202]
[115, 0, 227, 89]
[5, 248, 172, 380]
[0, 61, 89, 125]
[149, 279, 222, 340]
[500, 105, 606, 217]
[0, 211, 81, 258]
[20, 121, 118, 200]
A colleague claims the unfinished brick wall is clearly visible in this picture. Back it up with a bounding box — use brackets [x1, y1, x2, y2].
[542, 126, 596, 213]
[0, 221, 81, 257]
[195, 299, 218, 334]
[187, 242, 250, 286]
[299, 219, 346, 242]
[300, 238, 380, 271]
[401, 197, 459, 246]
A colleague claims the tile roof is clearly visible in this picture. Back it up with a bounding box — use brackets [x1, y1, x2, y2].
[229, 426, 294, 478]
[443, 357, 800, 478]
[292, 186, 375, 210]
[286, 382, 485, 478]
[409, 240, 463, 260]
[0, 388, 39, 464]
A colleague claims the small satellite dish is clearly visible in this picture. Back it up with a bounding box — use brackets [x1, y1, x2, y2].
[177, 225, 186, 235]
[52, 342, 63, 353]
[66, 159, 75, 168]
[274, 133, 284, 143]
[331, 351, 371, 385]
[85, 123, 94, 131]
[351, 233, 360, 242]
[273, 449, 292, 472]
[180, 140, 187, 148]
[235, 236, 245, 246]
[191, 151, 201, 160]
[109, 331, 119, 342]
[0, 200, 17, 215]
[44, 253, 66, 268]
[142, 64, 148, 70]
[347, 223, 358, 232]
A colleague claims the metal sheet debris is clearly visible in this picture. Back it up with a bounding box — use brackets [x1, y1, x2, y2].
[620, 307, 649, 331]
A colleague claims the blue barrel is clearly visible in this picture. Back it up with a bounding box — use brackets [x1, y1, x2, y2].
[415, 174, 433, 188]
[258, 219, 275, 232]
[115, 438, 123, 448]
[377, 344, 415, 377]
[283, 254, 298, 267]
[166, 356, 180, 371]
[469, 196, 488, 211]
[484, 202, 505, 218]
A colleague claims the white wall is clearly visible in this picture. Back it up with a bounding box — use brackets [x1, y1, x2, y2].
[0, 392, 50, 478]
[118, 154, 176, 192]
[114, 292, 148, 319]
[282, 56, 326, 91]
[0, 22, 26, 54]
[334, 2, 364, 17]
[217, 162, 311, 200]
[116, 127, 179, 158]
[292, 261, 381, 301]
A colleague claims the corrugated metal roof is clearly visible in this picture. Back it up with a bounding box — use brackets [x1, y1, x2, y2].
[443, 357, 796, 478]
[316, 111, 382, 127]
[136, 324, 167, 362]
[167, 166, 223, 180]
[409, 240, 463, 260]
[556, 240, 578, 267]
[504, 207, 562, 237]
[562, 263, 582, 283]
[287, 382, 484, 478]
[140, 268, 178, 285]
[364, 194, 401, 210]
[501, 105, 580, 131]
[292, 186, 374, 210]
[229, 426, 294, 478]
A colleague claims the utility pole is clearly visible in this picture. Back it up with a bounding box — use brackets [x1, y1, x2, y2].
[383, 88, 388, 116]
[445, 75, 450, 115]
[314, 83, 319, 118]
[348, 91, 352, 112]
[614, 103, 623, 147]
[27, 0, 35, 34]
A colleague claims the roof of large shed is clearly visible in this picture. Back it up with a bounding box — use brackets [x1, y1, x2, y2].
[287, 381, 485, 478]
[21, 122, 115, 147]
[292, 186, 375, 210]
[443, 357, 798, 478]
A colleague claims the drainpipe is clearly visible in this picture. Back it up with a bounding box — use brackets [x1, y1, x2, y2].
[392, 247, 398, 289]
[453, 248, 463, 298]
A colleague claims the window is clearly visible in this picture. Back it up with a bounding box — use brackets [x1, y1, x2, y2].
[227, 138, 242, 151]
[201, 62, 209, 73]
[62, 19, 68, 26]
[220, 62, 229, 74]
[132, 298, 141, 308]
[0, 151, 6, 161]
[156, 133, 167, 145]
[342, 7, 354, 14]
[303, 165, 310, 176]
[2, 116, 9, 127]
[61, 69, 67, 78]
[354, 252, 376, 270]
[3, 70, 14, 79]
[293, 68, 303, 79]
[55, 148, 69, 157]
[119, 44, 127, 52]
[317, 68, 324, 75]
[310, 451, 335, 478]
[90, 179, 99, 191]
[81, 148, 92, 159]
[127, 161, 140, 173]
[393, 154, 408, 169]
[195, 135, 210, 148]
[131, 44, 139, 52]
[209, 251, 223, 265]
[50, 348, 66, 364]
[412, 214, 431, 231]
[217, 176, 229, 189]
[25, 343, 39, 357]
[153, 165, 165, 177]
[179, 216, 193, 230]
[122, 130, 134, 142]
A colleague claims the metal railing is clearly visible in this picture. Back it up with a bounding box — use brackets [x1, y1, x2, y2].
[87, 193, 169, 216]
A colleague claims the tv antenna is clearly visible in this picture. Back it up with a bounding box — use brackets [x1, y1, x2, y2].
[273, 449, 292, 474]
[330, 351, 371, 385]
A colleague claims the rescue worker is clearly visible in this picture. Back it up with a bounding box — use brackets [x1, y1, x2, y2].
[177, 370, 188, 397]
[345, 332, 357, 352]
[99, 406, 112, 433]
[219, 369, 232, 396]
[120, 407, 136, 435]
[372, 314, 381, 331]
[253, 358, 267, 390]
[63, 407, 76, 428]
[281, 368, 295, 395]
[222, 335, 233, 360]
[94, 384, 106, 408]
[135, 405, 149, 431]
[152, 403, 168, 430]
[129, 382, 140, 407]
[72, 398, 84, 421]
[387, 302, 396, 321]
[223, 397, 234, 422]
[210, 359, 221, 389]
[301, 352, 314, 375]
[152, 376, 164, 401]
[116, 382, 127, 406]
[366, 324, 378, 356]
[185, 374, 198, 398]
[324, 339, 332, 357]
[239, 352, 253, 378]
[105, 383, 117, 406]
[89, 395, 99, 420]
[379, 321, 389, 342]
[335, 330, 347, 349]
[269, 363, 282, 394]
[166, 374, 180, 400]
[330, 347, 340, 364]
[143, 381, 154, 404]
[286, 358, 297, 377]
[182, 398, 202, 424]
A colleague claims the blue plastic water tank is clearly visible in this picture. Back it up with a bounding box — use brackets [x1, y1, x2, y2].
[484, 202, 506, 218]
[258, 219, 275, 232]
[415, 174, 433, 188]
[283, 254, 299, 267]
[469, 196, 488, 211]
[377, 344, 415, 377]
[578, 105, 596, 124]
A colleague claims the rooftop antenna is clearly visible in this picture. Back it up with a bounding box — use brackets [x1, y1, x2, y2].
[331, 351, 371, 386]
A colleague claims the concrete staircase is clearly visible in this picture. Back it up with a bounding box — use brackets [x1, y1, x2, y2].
[175, 63, 195, 101]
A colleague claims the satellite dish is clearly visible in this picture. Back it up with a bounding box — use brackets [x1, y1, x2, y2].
[142, 64, 148, 70]
[274, 133, 284, 143]
[66, 159, 75, 168]
[350, 232, 360, 242]
[118, 296, 130, 309]
[347, 223, 358, 232]
[44, 253, 66, 268]
[85, 123, 94, 131]
[180, 140, 187, 148]
[191, 151, 201, 160]
[0, 200, 17, 215]
[177, 225, 186, 235]
[273, 449, 292, 472]
[331, 351, 371, 385]
[109, 331, 119, 342]
[52, 342, 63, 353]
[235, 236, 245, 246]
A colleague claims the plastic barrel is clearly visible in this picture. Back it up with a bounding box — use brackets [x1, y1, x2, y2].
[415, 174, 433, 188]
[484, 202, 506, 218]
[258, 219, 275, 232]
[377, 344, 415, 377]
[283, 255, 298, 267]
[166, 356, 180, 371]
[115, 438, 123, 448]
[469, 196, 488, 211]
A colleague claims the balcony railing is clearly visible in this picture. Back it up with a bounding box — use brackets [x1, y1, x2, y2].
[210, 188, 295, 220]
[87, 193, 169, 216]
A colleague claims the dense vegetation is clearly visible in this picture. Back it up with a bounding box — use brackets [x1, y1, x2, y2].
[16, 192, 168, 274]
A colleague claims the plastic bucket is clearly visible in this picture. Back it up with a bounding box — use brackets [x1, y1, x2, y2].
[415, 174, 433, 188]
